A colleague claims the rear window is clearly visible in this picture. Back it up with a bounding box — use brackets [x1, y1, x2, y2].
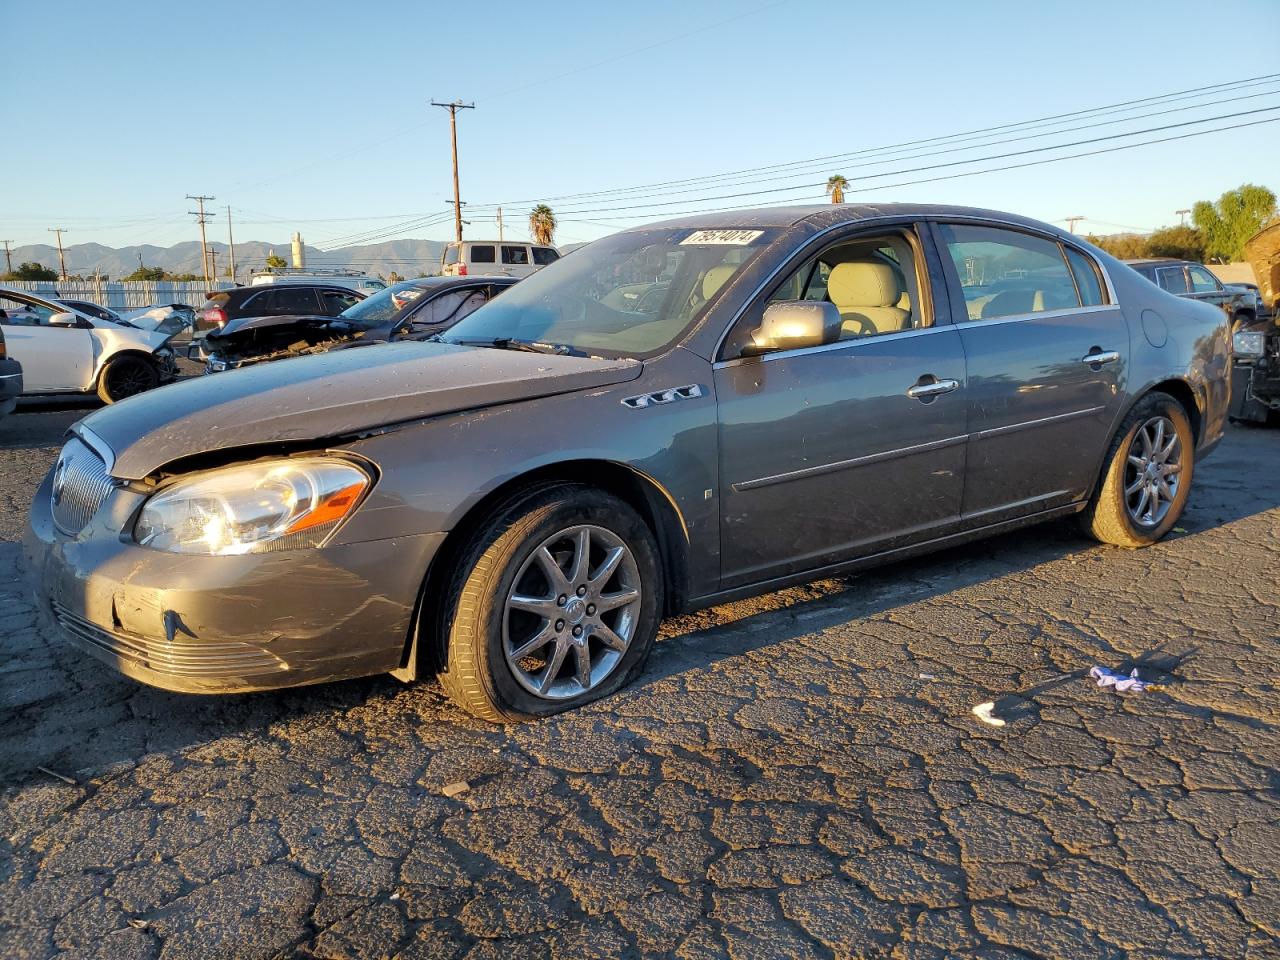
[470, 245, 496, 264]
[1155, 266, 1189, 294]
[532, 247, 559, 266]
[1065, 248, 1106, 306]
[443, 244, 461, 266]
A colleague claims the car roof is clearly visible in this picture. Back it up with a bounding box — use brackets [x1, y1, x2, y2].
[219, 283, 364, 298]
[637, 202, 1074, 236]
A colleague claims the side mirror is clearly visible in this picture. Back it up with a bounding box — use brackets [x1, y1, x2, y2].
[749, 301, 841, 353]
[48, 311, 79, 327]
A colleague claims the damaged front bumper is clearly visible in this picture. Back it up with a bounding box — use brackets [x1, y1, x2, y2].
[1229, 333, 1280, 423]
[24, 467, 445, 694]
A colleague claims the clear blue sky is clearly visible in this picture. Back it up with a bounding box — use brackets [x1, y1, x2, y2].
[3, 0, 1278, 251]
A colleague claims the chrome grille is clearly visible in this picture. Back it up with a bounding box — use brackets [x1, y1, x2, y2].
[51, 436, 117, 535]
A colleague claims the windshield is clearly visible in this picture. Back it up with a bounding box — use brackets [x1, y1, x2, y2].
[338, 279, 433, 329]
[439, 227, 777, 357]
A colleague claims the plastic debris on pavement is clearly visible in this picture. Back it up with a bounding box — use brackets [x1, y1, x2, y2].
[971, 701, 1006, 727]
[1089, 665, 1150, 693]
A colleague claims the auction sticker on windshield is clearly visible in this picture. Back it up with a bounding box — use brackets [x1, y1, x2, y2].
[681, 229, 764, 245]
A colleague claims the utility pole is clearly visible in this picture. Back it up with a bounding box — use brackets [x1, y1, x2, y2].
[209, 248, 219, 281]
[431, 99, 474, 243]
[0, 240, 12, 275]
[1176, 208, 1191, 226]
[186, 195, 216, 287]
[226, 205, 236, 284]
[1065, 216, 1086, 234]
[496, 206, 504, 242]
[48, 228, 69, 279]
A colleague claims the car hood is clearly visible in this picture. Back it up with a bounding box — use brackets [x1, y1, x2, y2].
[79, 341, 643, 479]
[212, 312, 338, 339]
[91, 321, 172, 352]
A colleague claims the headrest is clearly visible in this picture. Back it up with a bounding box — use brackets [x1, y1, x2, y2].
[701, 265, 736, 300]
[827, 260, 903, 308]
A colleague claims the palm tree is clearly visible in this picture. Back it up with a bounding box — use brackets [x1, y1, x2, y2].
[529, 204, 557, 246]
[826, 175, 848, 204]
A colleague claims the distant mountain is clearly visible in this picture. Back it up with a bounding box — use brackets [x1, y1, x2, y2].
[5, 238, 452, 282]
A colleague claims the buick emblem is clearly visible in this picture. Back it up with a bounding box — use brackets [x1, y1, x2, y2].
[51, 457, 68, 507]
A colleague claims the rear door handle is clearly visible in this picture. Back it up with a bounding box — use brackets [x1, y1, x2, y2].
[906, 376, 960, 400]
[1081, 349, 1121, 366]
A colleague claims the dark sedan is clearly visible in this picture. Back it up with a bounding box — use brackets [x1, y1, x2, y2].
[25, 204, 1229, 721]
[202, 276, 518, 372]
[1124, 258, 1255, 326]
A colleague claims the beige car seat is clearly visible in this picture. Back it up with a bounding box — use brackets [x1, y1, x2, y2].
[827, 261, 910, 337]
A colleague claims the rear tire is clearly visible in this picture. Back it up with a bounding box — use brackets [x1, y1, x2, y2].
[1081, 391, 1194, 547]
[97, 355, 158, 403]
[437, 484, 663, 722]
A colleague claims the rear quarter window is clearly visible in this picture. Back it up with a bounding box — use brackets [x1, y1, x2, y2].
[470, 245, 496, 264]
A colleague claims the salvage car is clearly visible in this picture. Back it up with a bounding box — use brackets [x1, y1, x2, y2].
[0, 325, 22, 418]
[1231, 222, 1280, 423]
[0, 288, 176, 403]
[25, 204, 1230, 721]
[194, 283, 366, 335]
[202, 276, 518, 372]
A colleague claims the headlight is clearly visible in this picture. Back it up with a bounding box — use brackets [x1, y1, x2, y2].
[1233, 330, 1266, 357]
[134, 457, 370, 555]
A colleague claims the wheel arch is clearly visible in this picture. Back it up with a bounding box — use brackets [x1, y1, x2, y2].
[398, 459, 691, 679]
[1139, 377, 1203, 445]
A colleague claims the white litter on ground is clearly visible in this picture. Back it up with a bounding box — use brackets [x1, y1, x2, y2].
[442, 781, 471, 797]
[1089, 665, 1150, 693]
[971, 701, 1006, 727]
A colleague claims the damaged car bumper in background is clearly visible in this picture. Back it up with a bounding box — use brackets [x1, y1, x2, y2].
[23, 464, 444, 693]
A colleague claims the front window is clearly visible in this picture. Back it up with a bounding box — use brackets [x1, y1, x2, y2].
[1188, 265, 1220, 293]
[0, 293, 71, 327]
[440, 227, 778, 358]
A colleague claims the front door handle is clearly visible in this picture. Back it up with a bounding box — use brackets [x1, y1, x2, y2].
[906, 376, 960, 401]
[1082, 349, 1120, 366]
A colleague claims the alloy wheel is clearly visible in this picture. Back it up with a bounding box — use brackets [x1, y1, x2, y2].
[1123, 415, 1182, 527]
[106, 361, 153, 399]
[502, 524, 642, 700]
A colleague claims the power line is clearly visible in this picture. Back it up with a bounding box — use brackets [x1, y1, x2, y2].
[548, 114, 1280, 224]
[464, 73, 1280, 210]
[530, 104, 1280, 217]
[472, 86, 1280, 211]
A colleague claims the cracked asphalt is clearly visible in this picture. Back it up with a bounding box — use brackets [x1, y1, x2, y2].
[1, 398, 1278, 960]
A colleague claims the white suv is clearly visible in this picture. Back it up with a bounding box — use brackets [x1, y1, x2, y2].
[0, 288, 176, 403]
[442, 240, 560, 278]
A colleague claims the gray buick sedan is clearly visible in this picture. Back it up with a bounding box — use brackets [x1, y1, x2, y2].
[25, 204, 1231, 721]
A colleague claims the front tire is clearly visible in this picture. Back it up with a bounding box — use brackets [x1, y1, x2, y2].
[97, 355, 159, 403]
[1081, 391, 1194, 547]
[438, 485, 663, 722]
